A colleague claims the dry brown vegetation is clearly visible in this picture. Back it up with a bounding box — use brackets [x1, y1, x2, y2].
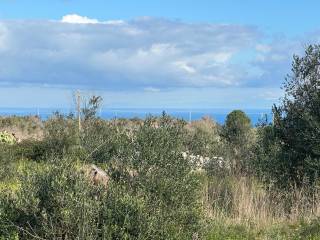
[0, 116, 43, 141]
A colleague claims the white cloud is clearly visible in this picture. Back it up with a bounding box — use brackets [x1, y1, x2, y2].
[0, 23, 8, 52]
[105, 20, 126, 26]
[212, 52, 233, 63]
[150, 43, 178, 56]
[61, 14, 99, 24]
[0, 15, 306, 91]
[256, 44, 271, 53]
[144, 87, 161, 92]
[173, 61, 196, 74]
[61, 14, 126, 26]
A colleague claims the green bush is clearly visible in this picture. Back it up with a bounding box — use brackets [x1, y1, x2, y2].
[43, 112, 80, 158]
[297, 218, 320, 239]
[81, 118, 130, 165]
[0, 144, 17, 182]
[251, 124, 283, 186]
[129, 115, 203, 238]
[85, 114, 204, 238]
[223, 110, 254, 174]
[0, 158, 104, 239]
[0, 132, 16, 145]
[14, 140, 48, 161]
[223, 110, 252, 146]
[14, 112, 82, 162]
[252, 45, 320, 188]
[185, 117, 224, 158]
[0, 114, 203, 239]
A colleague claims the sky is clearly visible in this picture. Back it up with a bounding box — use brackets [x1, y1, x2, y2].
[0, 0, 319, 109]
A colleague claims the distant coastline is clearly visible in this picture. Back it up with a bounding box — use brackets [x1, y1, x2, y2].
[0, 108, 272, 125]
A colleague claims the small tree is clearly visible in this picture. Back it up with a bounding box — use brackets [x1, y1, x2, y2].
[223, 110, 253, 174]
[82, 95, 103, 121]
[224, 110, 251, 145]
[272, 45, 320, 186]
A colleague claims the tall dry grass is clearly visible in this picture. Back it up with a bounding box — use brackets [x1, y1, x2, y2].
[202, 175, 320, 229]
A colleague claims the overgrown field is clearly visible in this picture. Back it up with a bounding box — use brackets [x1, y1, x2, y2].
[1, 45, 320, 239]
[0, 112, 319, 240]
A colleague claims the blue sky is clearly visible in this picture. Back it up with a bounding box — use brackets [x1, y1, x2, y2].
[1, 0, 320, 35]
[0, 0, 319, 109]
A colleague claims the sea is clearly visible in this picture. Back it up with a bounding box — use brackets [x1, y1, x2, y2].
[0, 108, 273, 126]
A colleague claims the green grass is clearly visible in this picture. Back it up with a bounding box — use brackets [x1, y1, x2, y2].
[205, 219, 320, 240]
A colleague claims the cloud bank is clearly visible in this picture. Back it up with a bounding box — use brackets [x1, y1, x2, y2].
[0, 14, 310, 92]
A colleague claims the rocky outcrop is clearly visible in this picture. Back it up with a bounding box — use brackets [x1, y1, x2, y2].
[84, 164, 110, 188]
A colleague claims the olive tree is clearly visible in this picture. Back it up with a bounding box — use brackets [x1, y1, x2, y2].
[272, 45, 320, 186]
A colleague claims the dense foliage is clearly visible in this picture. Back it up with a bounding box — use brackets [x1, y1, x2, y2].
[0, 113, 203, 239]
[254, 45, 320, 188]
[223, 110, 254, 175]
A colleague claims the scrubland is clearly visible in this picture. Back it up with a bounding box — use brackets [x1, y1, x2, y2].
[1, 45, 320, 239]
[0, 112, 319, 240]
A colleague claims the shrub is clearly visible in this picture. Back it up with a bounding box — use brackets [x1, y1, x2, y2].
[0, 158, 104, 239]
[253, 45, 320, 188]
[43, 112, 80, 158]
[224, 110, 252, 145]
[0, 132, 16, 145]
[185, 116, 223, 157]
[0, 144, 17, 182]
[12, 113, 82, 162]
[0, 114, 203, 239]
[130, 115, 203, 238]
[223, 110, 254, 174]
[251, 124, 283, 186]
[14, 139, 48, 161]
